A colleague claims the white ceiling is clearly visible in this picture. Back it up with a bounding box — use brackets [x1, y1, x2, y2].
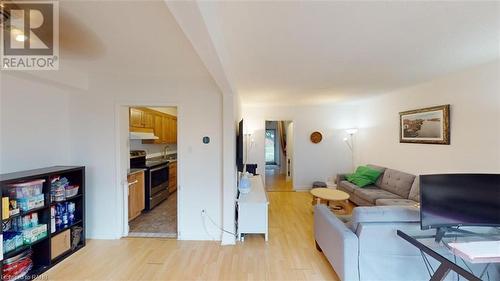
[55, 0, 211, 78]
[189, 1, 500, 106]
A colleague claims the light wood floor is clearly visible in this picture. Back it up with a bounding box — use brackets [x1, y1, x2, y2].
[265, 165, 293, 192]
[42, 192, 339, 280]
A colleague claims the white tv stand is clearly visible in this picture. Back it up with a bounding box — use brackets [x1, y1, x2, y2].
[237, 174, 269, 241]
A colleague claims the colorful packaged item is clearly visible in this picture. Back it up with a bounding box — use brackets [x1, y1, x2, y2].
[8, 179, 44, 199]
[16, 194, 45, 212]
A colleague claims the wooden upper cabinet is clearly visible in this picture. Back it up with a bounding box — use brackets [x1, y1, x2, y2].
[153, 115, 163, 141]
[162, 115, 177, 144]
[130, 107, 177, 144]
[163, 116, 173, 143]
[143, 112, 154, 128]
[130, 108, 144, 128]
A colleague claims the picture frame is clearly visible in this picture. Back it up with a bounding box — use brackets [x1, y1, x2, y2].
[399, 104, 450, 145]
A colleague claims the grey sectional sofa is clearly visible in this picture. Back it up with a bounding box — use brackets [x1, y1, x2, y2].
[336, 164, 419, 207]
[314, 205, 437, 281]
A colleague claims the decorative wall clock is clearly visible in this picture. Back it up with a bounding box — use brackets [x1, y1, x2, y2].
[310, 131, 323, 143]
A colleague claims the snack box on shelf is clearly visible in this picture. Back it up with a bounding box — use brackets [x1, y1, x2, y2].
[3, 231, 24, 254]
[21, 224, 47, 245]
[2, 197, 9, 219]
[17, 194, 45, 212]
[65, 185, 79, 198]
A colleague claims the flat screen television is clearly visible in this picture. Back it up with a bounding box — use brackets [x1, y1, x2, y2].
[420, 174, 500, 230]
[236, 119, 244, 172]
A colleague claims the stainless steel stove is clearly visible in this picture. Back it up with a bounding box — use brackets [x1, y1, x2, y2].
[130, 150, 169, 210]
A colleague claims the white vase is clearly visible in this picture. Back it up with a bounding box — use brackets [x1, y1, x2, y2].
[238, 173, 252, 194]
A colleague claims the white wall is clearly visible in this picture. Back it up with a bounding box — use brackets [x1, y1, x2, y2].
[355, 61, 500, 175]
[69, 72, 223, 240]
[0, 3, 227, 240]
[243, 104, 357, 189]
[0, 73, 72, 173]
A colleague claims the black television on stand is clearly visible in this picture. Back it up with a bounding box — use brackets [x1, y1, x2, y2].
[236, 119, 244, 172]
[420, 174, 500, 241]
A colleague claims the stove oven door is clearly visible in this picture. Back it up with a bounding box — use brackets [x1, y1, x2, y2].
[149, 164, 169, 196]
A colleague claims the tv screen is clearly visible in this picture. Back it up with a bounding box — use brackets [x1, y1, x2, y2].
[420, 174, 500, 230]
[236, 119, 244, 172]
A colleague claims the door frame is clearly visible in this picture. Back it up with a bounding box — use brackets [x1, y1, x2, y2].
[114, 102, 181, 238]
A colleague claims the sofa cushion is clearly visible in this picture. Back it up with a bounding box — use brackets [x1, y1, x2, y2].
[339, 180, 378, 194]
[379, 169, 416, 198]
[346, 166, 383, 187]
[408, 177, 419, 202]
[367, 164, 386, 186]
[375, 198, 418, 207]
[353, 188, 402, 204]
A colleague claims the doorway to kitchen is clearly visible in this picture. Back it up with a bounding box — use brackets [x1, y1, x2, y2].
[265, 120, 294, 192]
[126, 106, 178, 238]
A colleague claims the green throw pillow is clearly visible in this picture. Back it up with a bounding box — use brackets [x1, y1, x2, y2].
[346, 166, 383, 187]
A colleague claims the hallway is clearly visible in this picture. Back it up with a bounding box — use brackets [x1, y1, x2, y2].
[265, 165, 293, 192]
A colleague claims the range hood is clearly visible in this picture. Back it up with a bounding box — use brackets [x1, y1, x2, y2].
[129, 131, 159, 140]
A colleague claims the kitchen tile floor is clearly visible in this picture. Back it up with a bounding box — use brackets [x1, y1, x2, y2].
[128, 191, 177, 238]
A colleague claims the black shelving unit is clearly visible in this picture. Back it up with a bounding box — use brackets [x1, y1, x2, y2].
[0, 166, 85, 280]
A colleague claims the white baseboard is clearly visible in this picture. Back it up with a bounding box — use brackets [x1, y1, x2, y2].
[294, 187, 312, 192]
[221, 233, 236, 245]
[179, 232, 221, 241]
[86, 232, 122, 240]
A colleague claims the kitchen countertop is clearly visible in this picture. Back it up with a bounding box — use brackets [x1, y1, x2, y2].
[147, 155, 177, 164]
[128, 168, 145, 175]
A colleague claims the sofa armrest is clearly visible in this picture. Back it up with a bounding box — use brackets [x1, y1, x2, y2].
[336, 173, 350, 184]
[314, 205, 359, 281]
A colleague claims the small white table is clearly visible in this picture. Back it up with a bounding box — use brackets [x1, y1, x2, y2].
[237, 175, 269, 241]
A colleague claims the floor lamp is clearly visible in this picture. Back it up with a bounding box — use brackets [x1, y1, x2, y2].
[343, 128, 358, 171]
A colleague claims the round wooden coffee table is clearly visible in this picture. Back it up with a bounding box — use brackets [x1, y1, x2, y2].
[310, 188, 350, 213]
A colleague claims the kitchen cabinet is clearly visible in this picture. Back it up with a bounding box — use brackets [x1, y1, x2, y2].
[168, 162, 177, 194]
[162, 115, 177, 144]
[130, 108, 144, 128]
[130, 108, 154, 129]
[130, 107, 177, 144]
[143, 112, 154, 128]
[153, 115, 163, 141]
[128, 171, 145, 221]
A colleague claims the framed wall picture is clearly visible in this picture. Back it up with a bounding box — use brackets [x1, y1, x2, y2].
[399, 104, 450, 144]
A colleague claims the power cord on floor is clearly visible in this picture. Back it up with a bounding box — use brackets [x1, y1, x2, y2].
[201, 209, 237, 239]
